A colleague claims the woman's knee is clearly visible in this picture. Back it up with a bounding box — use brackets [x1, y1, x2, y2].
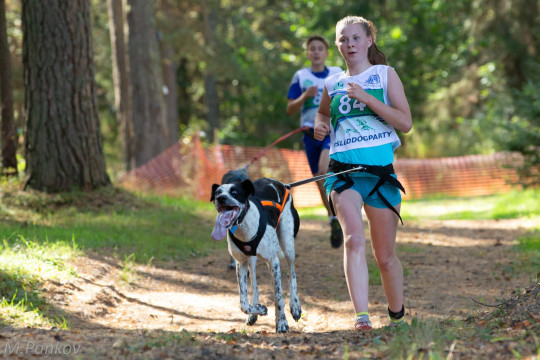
[374, 253, 399, 272]
[344, 233, 365, 253]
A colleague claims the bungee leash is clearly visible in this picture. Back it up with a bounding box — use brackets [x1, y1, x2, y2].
[248, 126, 310, 166]
[285, 165, 365, 188]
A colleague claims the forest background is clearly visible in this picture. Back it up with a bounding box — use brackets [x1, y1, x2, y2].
[0, 2, 539, 357]
[1, 0, 539, 187]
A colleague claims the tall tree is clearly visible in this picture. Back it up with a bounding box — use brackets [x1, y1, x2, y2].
[107, 0, 134, 170]
[201, 0, 219, 143]
[158, 0, 179, 148]
[0, 0, 17, 176]
[127, 0, 168, 167]
[22, 0, 110, 191]
[176, 57, 191, 131]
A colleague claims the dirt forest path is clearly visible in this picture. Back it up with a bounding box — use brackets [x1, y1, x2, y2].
[1, 218, 536, 359]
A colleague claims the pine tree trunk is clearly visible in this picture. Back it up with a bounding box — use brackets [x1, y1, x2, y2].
[22, 0, 110, 192]
[202, 0, 219, 143]
[204, 73, 219, 143]
[177, 57, 191, 131]
[127, 0, 168, 167]
[162, 45, 179, 147]
[158, 0, 179, 148]
[0, 0, 17, 176]
[107, 0, 134, 171]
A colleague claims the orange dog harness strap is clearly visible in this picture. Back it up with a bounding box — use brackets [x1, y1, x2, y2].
[260, 188, 289, 228]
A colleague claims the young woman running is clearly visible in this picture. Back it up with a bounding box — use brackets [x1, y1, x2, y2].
[314, 15, 412, 330]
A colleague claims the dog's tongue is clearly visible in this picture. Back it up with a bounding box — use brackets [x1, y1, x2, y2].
[211, 209, 238, 241]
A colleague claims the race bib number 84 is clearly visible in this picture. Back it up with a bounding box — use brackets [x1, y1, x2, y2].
[331, 94, 372, 118]
[338, 95, 366, 114]
[331, 88, 384, 119]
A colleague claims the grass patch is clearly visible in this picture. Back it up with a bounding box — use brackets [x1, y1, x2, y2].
[297, 206, 328, 220]
[363, 299, 540, 360]
[0, 236, 77, 328]
[514, 228, 540, 279]
[0, 184, 226, 265]
[370, 318, 457, 359]
[299, 188, 540, 221]
[0, 183, 227, 329]
[492, 227, 540, 281]
[401, 188, 540, 220]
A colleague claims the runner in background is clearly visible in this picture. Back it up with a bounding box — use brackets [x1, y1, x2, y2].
[287, 35, 344, 248]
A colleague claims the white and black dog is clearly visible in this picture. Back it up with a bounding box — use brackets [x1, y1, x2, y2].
[219, 167, 251, 271]
[210, 177, 302, 333]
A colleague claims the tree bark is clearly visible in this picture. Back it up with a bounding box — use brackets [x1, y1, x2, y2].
[0, 0, 17, 176]
[201, 0, 219, 143]
[107, 0, 134, 171]
[127, 0, 168, 167]
[177, 57, 191, 131]
[204, 73, 219, 142]
[22, 0, 110, 192]
[162, 44, 179, 147]
[158, 0, 179, 148]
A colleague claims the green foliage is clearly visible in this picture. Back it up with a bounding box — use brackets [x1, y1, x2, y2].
[91, 0, 117, 145]
[4, 0, 539, 175]
[496, 70, 540, 188]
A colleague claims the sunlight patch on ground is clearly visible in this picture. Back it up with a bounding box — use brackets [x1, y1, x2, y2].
[414, 202, 494, 217]
[429, 218, 539, 230]
[398, 219, 532, 247]
[173, 292, 238, 309]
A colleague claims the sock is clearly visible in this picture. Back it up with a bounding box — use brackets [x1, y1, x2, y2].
[355, 311, 369, 319]
[388, 305, 405, 323]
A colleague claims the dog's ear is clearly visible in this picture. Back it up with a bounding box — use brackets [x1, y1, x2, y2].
[210, 184, 220, 202]
[240, 179, 255, 196]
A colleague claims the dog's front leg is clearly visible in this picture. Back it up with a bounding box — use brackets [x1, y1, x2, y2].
[278, 211, 302, 322]
[236, 260, 267, 317]
[284, 252, 302, 322]
[269, 257, 289, 333]
[246, 256, 259, 325]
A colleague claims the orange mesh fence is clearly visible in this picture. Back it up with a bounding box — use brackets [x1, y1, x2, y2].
[394, 152, 522, 199]
[119, 135, 523, 207]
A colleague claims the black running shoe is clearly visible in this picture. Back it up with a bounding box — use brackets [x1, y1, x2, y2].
[330, 218, 343, 248]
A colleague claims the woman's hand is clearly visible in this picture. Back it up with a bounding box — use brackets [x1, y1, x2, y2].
[314, 86, 332, 140]
[346, 82, 370, 104]
[314, 122, 329, 140]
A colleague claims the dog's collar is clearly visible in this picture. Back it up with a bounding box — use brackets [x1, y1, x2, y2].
[229, 200, 266, 256]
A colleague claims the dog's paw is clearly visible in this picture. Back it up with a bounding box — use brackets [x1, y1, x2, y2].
[252, 304, 267, 316]
[290, 306, 302, 322]
[246, 314, 258, 326]
[276, 321, 289, 333]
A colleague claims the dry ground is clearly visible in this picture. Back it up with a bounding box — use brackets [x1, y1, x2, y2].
[0, 218, 538, 359]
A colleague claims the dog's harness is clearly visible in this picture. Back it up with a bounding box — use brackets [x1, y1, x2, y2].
[228, 188, 290, 256]
[327, 159, 406, 225]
